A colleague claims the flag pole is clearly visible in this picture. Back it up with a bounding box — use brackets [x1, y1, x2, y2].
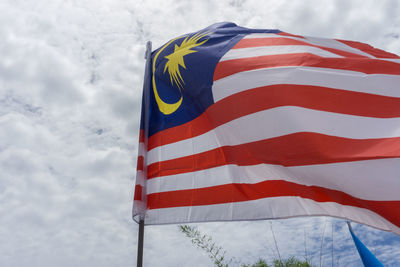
[137, 219, 145, 267]
[347, 221, 384, 267]
[137, 40, 152, 267]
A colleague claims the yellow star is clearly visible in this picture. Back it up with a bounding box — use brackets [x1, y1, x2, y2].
[163, 32, 209, 90]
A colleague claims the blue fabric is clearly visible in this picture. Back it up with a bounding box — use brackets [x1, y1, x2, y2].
[147, 22, 280, 136]
[348, 223, 384, 267]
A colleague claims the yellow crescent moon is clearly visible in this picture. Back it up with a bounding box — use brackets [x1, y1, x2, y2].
[152, 37, 183, 115]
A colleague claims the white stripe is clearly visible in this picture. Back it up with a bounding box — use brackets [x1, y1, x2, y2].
[135, 170, 146, 186]
[243, 33, 283, 39]
[133, 170, 147, 218]
[132, 199, 146, 220]
[305, 36, 376, 58]
[137, 142, 145, 157]
[147, 106, 400, 165]
[212, 67, 400, 102]
[147, 158, 400, 201]
[304, 37, 400, 62]
[384, 58, 400, 64]
[220, 45, 341, 62]
[243, 33, 374, 58]
[144, 196, 400, 235]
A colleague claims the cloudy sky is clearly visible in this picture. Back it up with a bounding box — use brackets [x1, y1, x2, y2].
[1, 0, 399, 266]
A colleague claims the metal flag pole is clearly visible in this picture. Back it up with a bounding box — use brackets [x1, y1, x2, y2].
[137, 219, 145, 267]
[137, 40, 152, 267]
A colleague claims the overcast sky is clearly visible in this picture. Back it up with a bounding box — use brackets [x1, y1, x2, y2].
[1, 0, 399, 266]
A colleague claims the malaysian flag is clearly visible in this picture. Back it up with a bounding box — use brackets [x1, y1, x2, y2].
[133, 22, 400, 235]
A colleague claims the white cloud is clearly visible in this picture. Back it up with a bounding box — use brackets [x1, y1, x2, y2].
[0, 0, 399, 266]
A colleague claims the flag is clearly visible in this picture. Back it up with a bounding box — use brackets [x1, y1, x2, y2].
[133, 22, 400, 234]
[347, 222, 384, 267]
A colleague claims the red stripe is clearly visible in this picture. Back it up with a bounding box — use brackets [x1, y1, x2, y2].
[234, 37, 369, 58]
[148, 84, 400, 151]
[137, 156, 144, 171]
[139, 130, 145, 143]
[338, 39, 400, 59]
[148, 132, 400, 178]
[134, 185, 143, 201]
[147, 180, 400, 228]
[213, 53, 400, 81]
